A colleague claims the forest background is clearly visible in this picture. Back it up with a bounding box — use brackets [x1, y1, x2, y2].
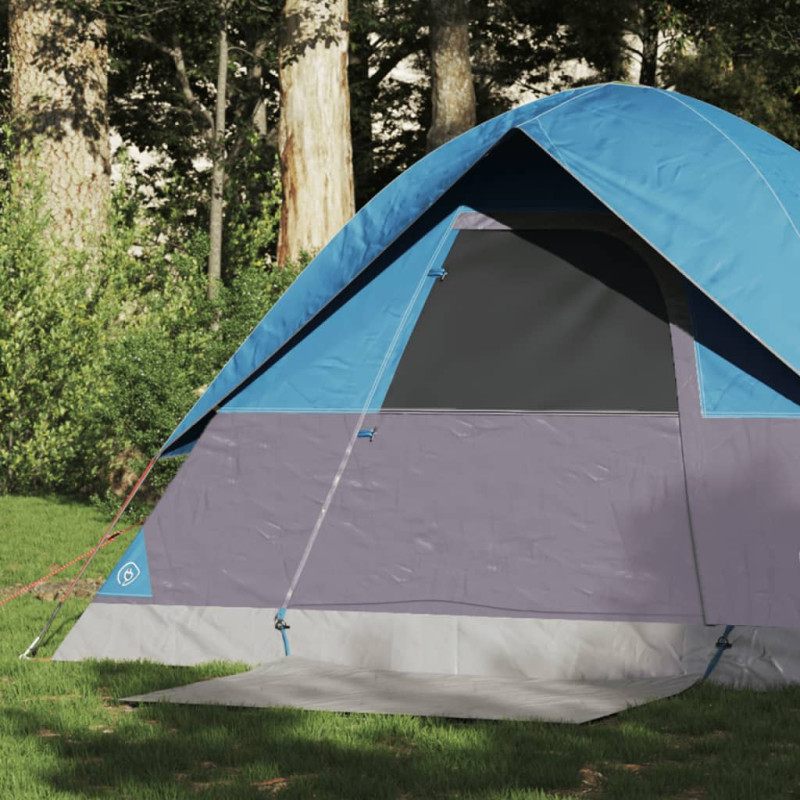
[1, 0, 798, 504]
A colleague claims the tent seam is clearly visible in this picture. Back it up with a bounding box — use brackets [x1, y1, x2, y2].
[691, 340, 710, 417]
[657, 89, 800, 245]
[525, 83, 607, 124]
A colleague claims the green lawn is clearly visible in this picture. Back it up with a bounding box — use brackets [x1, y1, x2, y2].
[2, 496, 800, 799]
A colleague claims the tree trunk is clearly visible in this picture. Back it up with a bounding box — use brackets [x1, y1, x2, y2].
[207, 4, 230, 300]
[277, 0, 355, 267]
[9, 0, 109, 248]
[426, 0, 476, 153]
[638, 2, 660, 86]
[349, 14, 373, 209]
[250, 36, 270, 140]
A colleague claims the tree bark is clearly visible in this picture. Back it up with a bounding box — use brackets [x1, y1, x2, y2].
[9, 0, 110, 248]
[207, 3, 230, 300]
[250, 35, 270, 140]
[348, 15, 373, 209]
[277, 0, 355, 267]
[638, 2, 660, 86]
[427, 0, 476, 153]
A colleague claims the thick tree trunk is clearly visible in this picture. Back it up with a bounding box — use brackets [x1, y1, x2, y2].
[207, 6, 230, 300]
[277, 0, 355, 266]
[427, 0, 476, 153]
[638, 2, 660, 86]
[9, 0, 109, 248]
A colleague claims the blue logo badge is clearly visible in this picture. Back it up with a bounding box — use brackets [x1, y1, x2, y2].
[97, 529, 152, 599]
[117, 561, 141, 587]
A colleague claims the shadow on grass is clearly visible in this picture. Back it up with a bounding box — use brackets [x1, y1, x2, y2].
[5, 660, 800, 800]
[4, 669, 588, 799]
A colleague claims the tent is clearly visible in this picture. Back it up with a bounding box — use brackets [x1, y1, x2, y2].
[55, 83, 800, 720]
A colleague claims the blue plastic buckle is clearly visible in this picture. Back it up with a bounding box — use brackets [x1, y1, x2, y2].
[274, 607, 291, 656]
[702, 624, 734, 681]
[428, 268, 448, 280]
[357, 429, 376, 441]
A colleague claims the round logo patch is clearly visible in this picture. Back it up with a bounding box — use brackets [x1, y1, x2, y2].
[117, 561, 141, 588]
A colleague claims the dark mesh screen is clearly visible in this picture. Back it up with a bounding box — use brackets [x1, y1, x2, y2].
[382, 229, 678, 412]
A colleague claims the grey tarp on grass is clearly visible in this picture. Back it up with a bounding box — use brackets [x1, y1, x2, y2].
[123, 657, 700, 723]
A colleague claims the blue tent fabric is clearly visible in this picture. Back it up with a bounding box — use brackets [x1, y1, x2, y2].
[518, 87, 800, 379]
[219, 135, 605, 415]
[686, 284, 800, 417]
[161, 83, 800, 457]
[96, 530, 152, 599]
[222, 212, 461, 414]
[160, 86, 600, 456]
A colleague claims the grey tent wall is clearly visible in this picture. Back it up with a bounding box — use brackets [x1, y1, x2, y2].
[612, 215, 800, 629]
[83, 215, 705, 623]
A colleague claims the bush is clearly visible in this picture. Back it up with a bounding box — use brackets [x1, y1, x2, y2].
[0, 154, 300, 500]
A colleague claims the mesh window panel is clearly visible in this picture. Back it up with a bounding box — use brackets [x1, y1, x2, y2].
[382, 229, 678, 413]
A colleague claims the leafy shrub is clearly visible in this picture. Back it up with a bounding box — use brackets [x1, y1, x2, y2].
[0, 153, 300, 500]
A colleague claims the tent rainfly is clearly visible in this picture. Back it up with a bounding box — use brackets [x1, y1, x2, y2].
[55, 84, 800, 721]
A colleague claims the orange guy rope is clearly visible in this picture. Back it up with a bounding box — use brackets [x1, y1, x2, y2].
[0, 520, 143, 608]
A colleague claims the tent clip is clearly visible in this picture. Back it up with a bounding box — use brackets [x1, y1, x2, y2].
[274, 607, 291, 657]
[357, 428, 376, 441]
[702, 624, 735, 681]
[428, 268, 448, 281]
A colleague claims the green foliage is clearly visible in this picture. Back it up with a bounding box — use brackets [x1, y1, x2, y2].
[105, 0, 281, 235]
[665, 0, 800, 147]
[0, 151, 298, 499]
[667, 39, 800, 146]
[348, 0, 429, 207]
[0, 157, 100, 495]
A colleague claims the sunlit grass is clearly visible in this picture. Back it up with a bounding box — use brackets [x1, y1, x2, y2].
[3, 495, 800, 799]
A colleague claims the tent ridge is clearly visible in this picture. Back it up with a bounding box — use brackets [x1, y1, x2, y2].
[659, 89, 800, 246]
[523, 82, 606, 125]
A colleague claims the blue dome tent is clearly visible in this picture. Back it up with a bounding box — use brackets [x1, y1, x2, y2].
[55, 84, 800, 721]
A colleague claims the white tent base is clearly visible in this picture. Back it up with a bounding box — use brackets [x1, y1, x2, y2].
[56, 605, 800, 690]
[123, 657, 700, 723]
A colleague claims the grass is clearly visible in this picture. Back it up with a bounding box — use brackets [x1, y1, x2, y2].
[3, 497, 800, 799]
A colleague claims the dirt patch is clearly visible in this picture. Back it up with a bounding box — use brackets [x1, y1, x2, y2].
[0, 577, 104, 603]
[376, 735, 418, 758]
[252, 775, 317, 794]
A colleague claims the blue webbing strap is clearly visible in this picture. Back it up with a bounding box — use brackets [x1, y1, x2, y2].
[702, 624, 734, 681]
[274, 607, 290, 656]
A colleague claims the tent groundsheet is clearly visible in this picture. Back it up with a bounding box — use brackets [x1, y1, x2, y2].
[123, 657, 700, 723]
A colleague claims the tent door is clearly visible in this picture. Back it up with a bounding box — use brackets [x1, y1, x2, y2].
[286, 216, 706, 624]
